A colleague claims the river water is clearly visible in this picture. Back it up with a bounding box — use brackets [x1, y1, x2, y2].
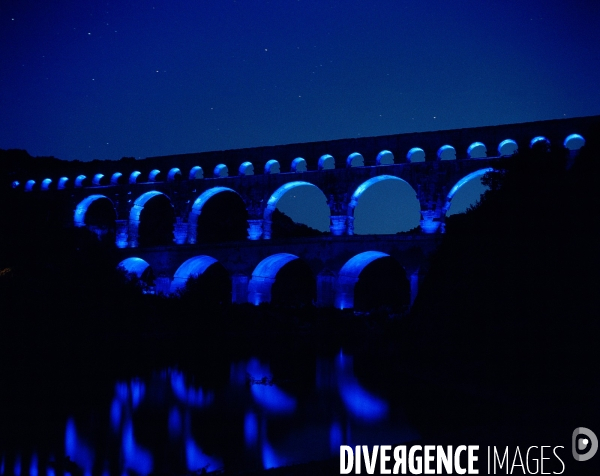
[0, 350, 418, 475]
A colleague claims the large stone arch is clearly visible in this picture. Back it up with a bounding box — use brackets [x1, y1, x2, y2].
[348, 176, 421, 235]
[169, 255, 231, 305]
[263, 182, 329, 239]
[74, 195, 117, 241]
[443, 168, 493, 216]
[129, 191, 175, 247]
[247, 253, 316, 306]
[117, 257, 154, 291]
[187, 187, 248, 244]
[335, 251, 410, 312]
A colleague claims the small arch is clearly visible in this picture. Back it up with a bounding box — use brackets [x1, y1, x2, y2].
[564, 134, 585, 151]
[130, 191, 175, 247]
[58, 177, 69, 189]
[335, 251, 409, 311]
[376, 150, 394, 165]
[214, 164, 228, 178]
[346, 152, 364, 167]
[167, 168, 182, 182]
[498, 139, 518, 156]
[170, 256, 231, 303]
[443, 168, 493, 216]
[530, 136, 550, 149]
[248, 253, 315, 306]
[41, 178, 52, 191]
[238, 162, 254, 176]
[437, 145, 456, 161]
[467, 142, 487, 159]
[12, 181, 20, 189]
[148, 169, 162, 182]
[318, 154, 335, 170]
[75, 175, 87, 188]
[118, 257, 154, 289]
[93, 173, 107, 186]
[264, 160, 280, 174]
[111, 172, 124, 185]
[263, 181, 330, 236]
[187, 187, 247, 243]
[406, 147, 425, 163]
[129, 171, 142, 184]
[74, 194, 116, 227]
[189, 166, 204, 180]
[24, 180, 36, 192]
[291, 157, 307, 173]
[348, 176, 421, 234]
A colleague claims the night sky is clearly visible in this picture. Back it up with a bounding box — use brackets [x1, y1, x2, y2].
[1, 0, 600, 162]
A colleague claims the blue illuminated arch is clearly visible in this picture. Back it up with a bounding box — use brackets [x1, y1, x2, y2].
[24, 180, 36, 191]
[93, 173, 105, 186]
[335, 251, 390, 310]
[187, 187, 241, 244]
[12, 181, 20, 189]
[129, 171, 142, 184]
[443, 168, 493, 216]
[170, 255, 221, 294]
[189, 166, 204, 180]
[263, 181, 329, 236]
[74, 175, 87, 188]
[348, 175, 421, 234]
[74, 195, 115, 227]
[58, 177, 69, 189]
[564, 134, 585, 150]
[128, 191, 174, 247]
[41, 178, 52, 190]
[118, 257, 151, 278]
[167, 168, 182, 182]
[247, 253, 300, 305]
[149, 169, 161, 182]
[111, 172, 123, 185]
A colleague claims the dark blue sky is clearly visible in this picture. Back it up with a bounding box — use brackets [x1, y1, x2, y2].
[1, 0, 599, 162]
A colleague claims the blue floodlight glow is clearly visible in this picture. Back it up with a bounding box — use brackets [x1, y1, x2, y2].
[498, 139, 518, 156]
[117, 257, 150, 278]
[376, 150, 394, 165]
[238, 161, 254, 176]
[244, 412, 258, 446]
[262, 440, 287, 470]
[190, 187, 239, 216]
[74, 175, 87, 187]
[189, 166, 204, 179]
[335, 251, 390, 309]
[170, 255, 220, 294]
[115, 381, 129, 402]
[186, 435, 223, 473]
[168, 407, 182, 438]
[335, 354, 389, 422]
[58, 177, 69, 189]
[110, 398, 121, 431]
[318, 154, 335, 170]
[530, 136, 549, 148]
[170, 370, 214, 407]
[74, 195, 114, 227]
[264, 159, 280, 174]
[65, 418, 94, 474]
[12, 181, 20, 188]
[129, 171, 141, 184]
[29, 453, 38, 476]
[564, 133, 585, 150]
[406, 147, 425, 163]
[251, 383, 297, 414]
[13, 455, 20, 476]
[92, 173, 104, 185]
[348, 175, 421, 234]
[110, 172, 122, 184]
[24, 180, 36, 191]
[122, 420, 153, 475]
[444, 168, 493, 216]
[213, 164, 228, 177]
[167, 167, 181, 181]
[467, 142, 487, 158]
[437, 145, 456, 160]
[130, 379, 145, 408]
[41, 178, 52, 190]
[148, 169, 161, 181]
[329, 422, 343, 452]
[291, 157, 307, 172]
[248, 253, 299, 305]
[346, 152, 364, 167]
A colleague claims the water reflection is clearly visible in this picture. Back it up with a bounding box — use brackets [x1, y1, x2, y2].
[0, 352, 417, 475]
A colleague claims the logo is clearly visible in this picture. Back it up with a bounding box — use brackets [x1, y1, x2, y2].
[572, 427, 598, 462]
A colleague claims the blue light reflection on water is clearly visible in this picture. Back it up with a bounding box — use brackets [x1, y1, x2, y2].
[16, 352, 418, 474]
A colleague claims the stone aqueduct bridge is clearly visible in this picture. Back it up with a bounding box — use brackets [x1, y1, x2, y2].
[11, 116, 597, 309]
